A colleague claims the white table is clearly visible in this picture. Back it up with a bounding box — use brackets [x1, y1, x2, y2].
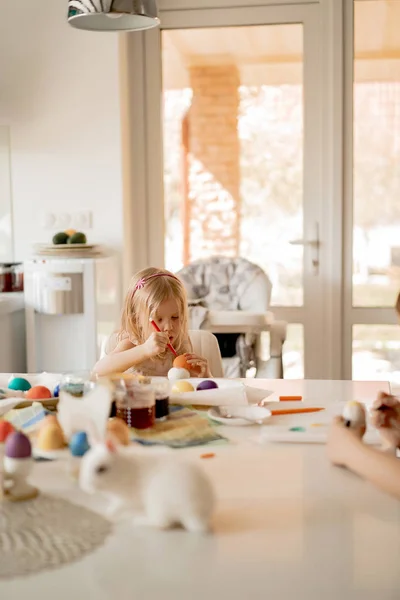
[1, 379, 400, 600]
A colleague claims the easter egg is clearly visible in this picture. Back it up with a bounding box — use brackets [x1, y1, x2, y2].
[0, 419, 15, 443]
[69, 431, 90, 457]
[53, 384, 60, 398]
[168, 367, 190, 381]
[343, 401, 366, 428]
[197, 380, 218, 391]
[5, 431, 32, 458]
[39, 414, 63, 432]
[8, 377, 31, 392]
[171, 381, 195, 393]
[173, 354, 201, 375]
[37, 423, 66, 451]
[25, 385, 52, 400]
[107, 418, 131, 446]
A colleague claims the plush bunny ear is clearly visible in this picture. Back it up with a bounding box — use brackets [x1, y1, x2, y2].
[105, 438, 117, 453]
[58, 383, 112, 442]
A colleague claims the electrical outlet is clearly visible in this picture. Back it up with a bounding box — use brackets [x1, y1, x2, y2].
[71, 210, 93, 230]
[42, 212, 56, 229]
[56, 213, 71, 229]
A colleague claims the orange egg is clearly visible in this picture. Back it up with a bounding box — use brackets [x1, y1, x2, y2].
[173, 354, 201, 374]
[25, 385, 52, 400]
[107, 418, 131, 446]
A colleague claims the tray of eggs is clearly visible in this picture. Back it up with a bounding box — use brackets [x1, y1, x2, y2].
[167, 355, 246, 407]
[1, 377, 61, 409]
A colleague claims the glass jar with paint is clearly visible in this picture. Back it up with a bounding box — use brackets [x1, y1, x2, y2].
[115, 377, 155, 429]
[59, 371, 95, 398]
[151, 377, 170, 421]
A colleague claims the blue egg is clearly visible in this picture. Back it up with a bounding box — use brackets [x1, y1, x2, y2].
[53, 384, 60, 398]
[8, 377, 31, 392]
[69, 431, 90, 457]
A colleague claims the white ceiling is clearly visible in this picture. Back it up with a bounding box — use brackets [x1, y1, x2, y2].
[162, 1, 400, 88]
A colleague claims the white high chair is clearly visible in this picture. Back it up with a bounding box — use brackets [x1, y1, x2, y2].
[177, 256, 287, 378]
[99, 330, 224, 378]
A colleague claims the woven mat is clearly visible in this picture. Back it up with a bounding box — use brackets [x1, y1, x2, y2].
[130, 407, 227, 448]
[0, 494, 111, 579]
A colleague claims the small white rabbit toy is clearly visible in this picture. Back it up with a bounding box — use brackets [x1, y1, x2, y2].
[79, 439, 215, 533]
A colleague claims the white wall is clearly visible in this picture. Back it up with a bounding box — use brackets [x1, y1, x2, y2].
[0, 0, 123, 261]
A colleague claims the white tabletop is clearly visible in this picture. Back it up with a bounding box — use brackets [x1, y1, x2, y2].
[1, 379, 399, 600]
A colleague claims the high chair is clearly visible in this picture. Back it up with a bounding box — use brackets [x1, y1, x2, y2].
[177, 256, 287, 378]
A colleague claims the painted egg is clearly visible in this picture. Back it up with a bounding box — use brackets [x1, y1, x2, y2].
[0, 419, 15, 444]
[25, 385, 52, 400]
[39, 415, 62, 431]
[173, 354, 201, 375]
[5, 431, 32, 458]
[197, 380, 218, 391]
[343, 401, 366, 428]
[171, 381, 195, 393]
[8, 377, 31, 392]
[107, 418, 131, 446]
[69, 431, 90, 457]
[37, 423, 65, 451]
[167, 367, 190, 381]
[53, 384, 60, 398]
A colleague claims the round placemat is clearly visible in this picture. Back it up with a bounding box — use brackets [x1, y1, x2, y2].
[0, 494, 112, 579]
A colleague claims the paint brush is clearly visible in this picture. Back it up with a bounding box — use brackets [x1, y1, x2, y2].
[270, 407, 325, 417]
[150, 319, 177, 357]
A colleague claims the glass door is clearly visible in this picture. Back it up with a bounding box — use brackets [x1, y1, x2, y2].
[124, 2, 340, 379]
[344, 0, 400, 383]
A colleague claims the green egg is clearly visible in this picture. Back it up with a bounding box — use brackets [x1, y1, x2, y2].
[8, 377, 31, 392]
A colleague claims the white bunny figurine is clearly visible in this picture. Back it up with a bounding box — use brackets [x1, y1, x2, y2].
[79, 440, 215, 533]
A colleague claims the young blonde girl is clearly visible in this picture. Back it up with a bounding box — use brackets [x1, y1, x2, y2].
[94, 267, 211, 378]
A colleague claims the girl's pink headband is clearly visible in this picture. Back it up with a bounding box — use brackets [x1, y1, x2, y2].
[133, 273, 180, 295]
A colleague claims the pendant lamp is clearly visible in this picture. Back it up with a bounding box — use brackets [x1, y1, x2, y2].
[68, 0, 159, 32]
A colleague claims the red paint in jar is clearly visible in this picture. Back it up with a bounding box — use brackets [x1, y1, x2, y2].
[115, 381, 155, 430]
[116, 405, 155, 429]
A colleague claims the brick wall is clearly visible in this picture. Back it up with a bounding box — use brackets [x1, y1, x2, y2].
[185, 65, 240, 262]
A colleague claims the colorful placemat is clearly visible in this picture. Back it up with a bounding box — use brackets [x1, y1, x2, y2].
[130, 406, 228, 448]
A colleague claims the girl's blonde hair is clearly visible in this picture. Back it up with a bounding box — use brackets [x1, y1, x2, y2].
[119, 267, 189, 356]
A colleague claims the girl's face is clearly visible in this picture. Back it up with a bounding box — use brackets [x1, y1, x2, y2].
[148, 297, 181, 345]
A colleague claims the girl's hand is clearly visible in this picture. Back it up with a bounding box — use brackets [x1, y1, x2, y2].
[370, 392, 400, 450]
[184, 353, 211, 378]
[144, 332, 169, 357]
[327, 416, 365, 468]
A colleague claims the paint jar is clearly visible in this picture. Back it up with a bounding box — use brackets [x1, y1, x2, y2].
[152, 377, 170, 421]
[0, 265, 13, 292]
[60, 372, 95, 398]
[115, 377, 155, 429]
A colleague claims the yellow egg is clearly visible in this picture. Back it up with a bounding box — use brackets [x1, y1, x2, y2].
[37, 423, 66, 451]
[171, 381, 195, 393]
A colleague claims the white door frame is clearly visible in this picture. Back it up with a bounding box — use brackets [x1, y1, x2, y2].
[342, 0, 399, 380]
[119, 0, 344, 379]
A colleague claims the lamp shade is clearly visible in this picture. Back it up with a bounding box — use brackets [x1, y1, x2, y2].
[68, 0, 160, 32]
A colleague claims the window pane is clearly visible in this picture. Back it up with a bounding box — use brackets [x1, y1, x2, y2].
[353, 1, 400, 307]
[353, 324, 400, 383]
[162, 25, 304, 306]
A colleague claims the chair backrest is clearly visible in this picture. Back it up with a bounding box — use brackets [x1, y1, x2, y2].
[177, 256, 272, 312]
[188, 329, 224, 378]
[99, 330, 224, 378]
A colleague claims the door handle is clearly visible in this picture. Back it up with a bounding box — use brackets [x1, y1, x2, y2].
[289, 222, 320, 275]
